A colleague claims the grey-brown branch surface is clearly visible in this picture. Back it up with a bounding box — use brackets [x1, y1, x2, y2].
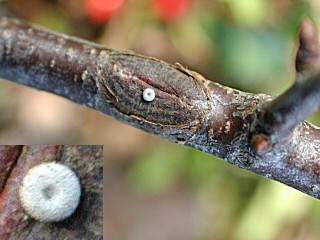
[1, 16, 320, 199]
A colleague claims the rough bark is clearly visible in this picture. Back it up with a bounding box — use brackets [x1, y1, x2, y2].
[0, 145, 103, 240]
[1, 16, 320, 200]
[0, 145, 22, 192]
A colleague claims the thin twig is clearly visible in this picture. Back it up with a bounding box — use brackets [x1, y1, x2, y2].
[295, 18, 320, 76]
[253, 72, 320, 143]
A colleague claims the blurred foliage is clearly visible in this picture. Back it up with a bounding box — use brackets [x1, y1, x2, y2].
[2, 0, 320, 239]
[31, 6, 71, 33]
[207, 20, 291, 92]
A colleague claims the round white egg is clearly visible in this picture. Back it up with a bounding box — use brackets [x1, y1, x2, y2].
[19, 162, 81, 222]
[143, 88, 155, 102]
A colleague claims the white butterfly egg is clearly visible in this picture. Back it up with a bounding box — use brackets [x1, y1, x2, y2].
[143, 88, 155, 102]
[19, 162, 81, 222]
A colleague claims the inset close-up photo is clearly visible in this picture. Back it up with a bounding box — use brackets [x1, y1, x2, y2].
[0, 145, 103, 239]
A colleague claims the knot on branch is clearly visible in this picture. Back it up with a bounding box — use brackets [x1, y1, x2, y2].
[250, 133, 272, 155]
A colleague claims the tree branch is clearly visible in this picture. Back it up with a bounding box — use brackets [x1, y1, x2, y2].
[1, 16, 320, 199]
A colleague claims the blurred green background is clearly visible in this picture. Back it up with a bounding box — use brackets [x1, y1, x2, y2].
[1, 0, 320, 239]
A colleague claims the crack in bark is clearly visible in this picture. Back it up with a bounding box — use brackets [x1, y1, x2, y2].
[0, 145, 23, 195]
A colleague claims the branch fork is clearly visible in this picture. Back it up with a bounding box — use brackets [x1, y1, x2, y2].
[250, 18, 320, 152]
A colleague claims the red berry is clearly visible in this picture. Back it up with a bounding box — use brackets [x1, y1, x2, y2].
[85, 0, 125, 24]
[152, 0, 192, 22]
